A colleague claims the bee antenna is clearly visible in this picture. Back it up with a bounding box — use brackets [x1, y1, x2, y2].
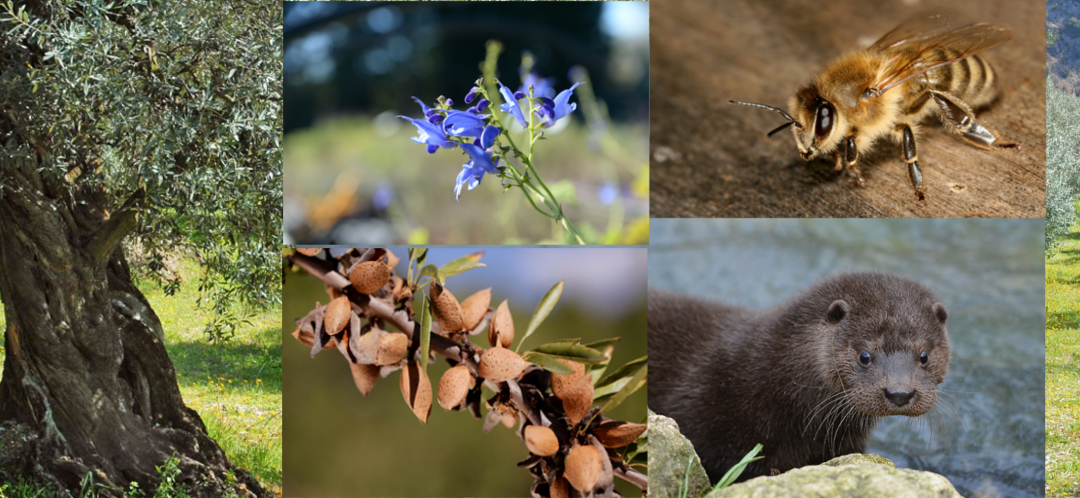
[766, 121, 795, 137]
[728, 100, 802, 136]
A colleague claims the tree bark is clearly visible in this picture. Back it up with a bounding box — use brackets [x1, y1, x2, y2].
[0, 166, 265, 496]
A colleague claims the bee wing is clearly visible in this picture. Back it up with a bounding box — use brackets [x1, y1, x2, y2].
[868, 10, 1011, 96]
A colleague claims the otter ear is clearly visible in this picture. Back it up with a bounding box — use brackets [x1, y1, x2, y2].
[932, 302, 948, 324]
[825, 300, 848, 324]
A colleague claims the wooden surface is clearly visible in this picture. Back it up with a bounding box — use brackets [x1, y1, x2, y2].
[650, 0, 1046, 218]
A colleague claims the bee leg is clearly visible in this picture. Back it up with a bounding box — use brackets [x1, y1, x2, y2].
[929, 91, 1020, 150]
[901, 124, 926, 204]
[840, 135, 865, 185]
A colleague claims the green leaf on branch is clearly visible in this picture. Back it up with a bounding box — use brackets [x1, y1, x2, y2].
[420, 264, 442, 287]
[599, 365, 646, 414]
[521, 351, 575, 375]
[516, 280, 564, 352]
[528, 341, 606, 364]
[439, 252, 486, 279]
[582, 337, 622, 350]
[596, 355, 647, 389]
[418, 290, 431, 376]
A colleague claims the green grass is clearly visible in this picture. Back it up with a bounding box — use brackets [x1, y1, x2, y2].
[0, 257, 281, 496]
[1046, 221, 1080, 497]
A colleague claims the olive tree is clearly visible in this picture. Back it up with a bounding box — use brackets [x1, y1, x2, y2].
[0, 0, 280, 495]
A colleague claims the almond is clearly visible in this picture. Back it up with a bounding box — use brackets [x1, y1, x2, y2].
[501, 409, 518, 429]
[296, 248, 321, 257]
[324, 296, 352, 335]
[429, 282, 464, 333]
[437, 365, 473, 410]
[478, 347, 528, 383]
[373, 333, 408, 366]
[551, 358, 586, 398]
[350, 363, 379, 396]
[488, 299, 514, 348]
[349, 260, 392, 294]
[524, 425, 560, 457]
[593, 421, 647, 448]
[564, 445, 602, 492]
[399, 362, 432, 424]
[460, 287, 491, 331]
[560, 374, 594, 425]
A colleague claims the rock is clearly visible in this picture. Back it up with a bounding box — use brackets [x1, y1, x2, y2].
[647, 410, 711, 498]
[705, 453, 962, 498]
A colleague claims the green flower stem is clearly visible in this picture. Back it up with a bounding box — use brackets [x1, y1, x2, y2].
[477, 83, 586, 245]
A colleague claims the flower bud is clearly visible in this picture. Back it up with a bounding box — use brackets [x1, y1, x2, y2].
[477, 99, 491, 111]
[445, 98, 454, 107]
[464, 87, 479, 104]
[466, 106, 478, 115]
[513, 91, 526, 101]
[428, 114, 444, 125]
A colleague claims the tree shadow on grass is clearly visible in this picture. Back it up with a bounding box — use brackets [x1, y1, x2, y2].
[165, 324, 282, 392]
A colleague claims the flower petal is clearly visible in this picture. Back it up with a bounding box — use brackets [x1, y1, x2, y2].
[498, 81, 528, 128]
[460, 143, 500, 174]
[444, 111, 487, 137]
[480, 125, 501, 150]
[412, 96, 432, 114]
[399, 115, 455, 150]
[542, 82, 583, 128]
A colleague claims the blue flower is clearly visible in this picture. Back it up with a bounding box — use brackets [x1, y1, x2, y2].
[518, 72, 556, 99]
[536, 82, 583, 128]
[498, 81, 528, 128]
[412, 96, 432, 114]
[454, 126, 502, 200]
[444, 110, 487, 138]
[399, 115, 456, 154]
[598, 183, 618, 206]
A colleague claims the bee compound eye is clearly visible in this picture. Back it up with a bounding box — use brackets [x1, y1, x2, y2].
[815, 103, 835, 142]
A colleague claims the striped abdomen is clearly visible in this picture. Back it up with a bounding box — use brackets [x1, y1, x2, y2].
[900, 48, 998, 115]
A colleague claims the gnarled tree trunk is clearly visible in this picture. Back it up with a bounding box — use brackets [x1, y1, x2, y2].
[0, 167, 264, 496]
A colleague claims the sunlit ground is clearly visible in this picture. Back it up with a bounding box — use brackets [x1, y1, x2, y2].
[1046, 221, 1080, 497]
[284, 116, 649, 245]
[0, 259, 282, 494]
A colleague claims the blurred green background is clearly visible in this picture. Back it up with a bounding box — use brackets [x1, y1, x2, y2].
[282, 2, 649, 245]
[283, 248, 647, 497]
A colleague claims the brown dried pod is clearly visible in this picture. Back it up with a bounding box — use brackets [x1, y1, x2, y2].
[399, 362, 432, 424]
[350, 260, 391, 294]
[523, 425, 560, 457]
[460, 287, 492, 331]
[488, 299, 514, 348]
[478, 347, 528, 383]
[550, 358, 586, 398]
[296, 248, 321, 257]
[564, 444, 603, 492]
[429, 282, 464, 333]
[560, 374, 594, 425]
[324, 296, 352, 335]
[501, 409, 518, 429]
[386, 250, 401, 270]
[350, 363, 379, 396]
[593, 421, 647, 448]
[437, 365, 473, 410]
[373, 333, 408, 366]
[291, 325, 314, 348]
[550, 475, 571, 498]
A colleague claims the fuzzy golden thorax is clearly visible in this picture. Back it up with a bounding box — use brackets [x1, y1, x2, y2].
[789, 51, 903, 161]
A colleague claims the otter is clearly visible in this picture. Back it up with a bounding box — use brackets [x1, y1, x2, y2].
[648, 272, 950, 483]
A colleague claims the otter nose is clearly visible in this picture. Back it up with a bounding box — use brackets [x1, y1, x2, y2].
[884, 389, 914, 407]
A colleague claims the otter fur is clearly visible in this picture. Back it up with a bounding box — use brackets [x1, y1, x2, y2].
[648, 272, 950, 483]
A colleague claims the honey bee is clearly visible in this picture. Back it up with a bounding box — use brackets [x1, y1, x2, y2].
[730, 9, 1020, 203]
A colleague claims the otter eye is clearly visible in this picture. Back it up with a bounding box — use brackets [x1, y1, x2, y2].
[858, 351, 871, 366]
[919, 351, 929, 365]
[814, 102, 835, 141]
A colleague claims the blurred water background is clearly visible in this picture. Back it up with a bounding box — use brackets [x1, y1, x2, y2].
[648, 219, 1045, 498]
[283, 248, 647, 496]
